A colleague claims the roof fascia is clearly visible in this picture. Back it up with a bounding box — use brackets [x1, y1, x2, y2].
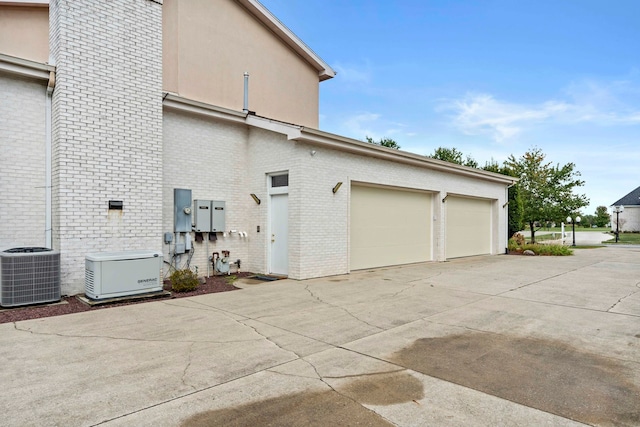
[0, 53, 54, 80]
[159, 95, 516, 186]
[235, 0, 335, 81]
[295, 127, 518, 185]
[162, 93, 247, 124]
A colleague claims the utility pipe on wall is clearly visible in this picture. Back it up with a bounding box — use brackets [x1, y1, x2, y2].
[45, 71, 55, 248]
[243, 72, 249, 113]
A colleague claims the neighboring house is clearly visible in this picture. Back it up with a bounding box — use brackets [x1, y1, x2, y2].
[0, 0, 516, 296]
[611, 186, 640, 232]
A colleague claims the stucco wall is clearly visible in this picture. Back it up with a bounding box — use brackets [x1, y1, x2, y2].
[163, 0, 320, 127]
[0, 73, 47, 250]
[50, 0, 163, 295]
[0, 5, 49, 63]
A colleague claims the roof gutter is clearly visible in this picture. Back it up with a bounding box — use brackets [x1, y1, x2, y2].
[0, 53, 54, 80]
[295, 127, 518, 185]
[162, 93, 247, 124]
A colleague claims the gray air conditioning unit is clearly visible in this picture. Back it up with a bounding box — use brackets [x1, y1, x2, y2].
[0, 247, 61, 307]
[85, 250, 163, 300]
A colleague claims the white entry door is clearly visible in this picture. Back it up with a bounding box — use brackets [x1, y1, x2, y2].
[270, 193, 288, 275]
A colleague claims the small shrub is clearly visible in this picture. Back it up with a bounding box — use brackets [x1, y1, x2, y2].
[224, 275, 237, 285]
[170, 269, 199, 292]
[508, 233, 527, 251]
[520, 243, 573, 256]
[512, 232, 526, 247]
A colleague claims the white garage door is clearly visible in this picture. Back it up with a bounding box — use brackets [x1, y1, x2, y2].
[350, 184, 432, 270]
[446, 196, 492, 259]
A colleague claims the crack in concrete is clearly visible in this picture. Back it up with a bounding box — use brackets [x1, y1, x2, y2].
[300, 358, 397, 425]
[390, 283, 418, 298]
[238, 319, 303, 359]
[11, 323, 261, 345]
[304, 285, 385, 332]
[322, 368, 407, 380]
[181, 342, 197, 392]
[607, 282, 640, 312]
[498, 262, 597, 295]
[162, 299, 250, 322]
[407, 272, 442, 283]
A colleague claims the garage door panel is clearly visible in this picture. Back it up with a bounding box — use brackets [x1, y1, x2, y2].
[351, 185, 432, 270]
[446, 196, 492, 259]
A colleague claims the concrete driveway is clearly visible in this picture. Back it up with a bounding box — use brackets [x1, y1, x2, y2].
[1, 247, 639, 426]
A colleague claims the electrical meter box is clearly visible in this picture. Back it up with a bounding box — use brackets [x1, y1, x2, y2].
[211, 201, 226, 232]
[193, 200, 212, 232]
[174, 188, 192, 232]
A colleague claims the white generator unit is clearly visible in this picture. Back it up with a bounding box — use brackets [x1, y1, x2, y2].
[85, 250, 162, 300]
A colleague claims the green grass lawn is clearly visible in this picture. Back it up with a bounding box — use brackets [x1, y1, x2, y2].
[534, 233, 563, 242]
[605, 233, 640, 244]
[535, 227, 607, 233]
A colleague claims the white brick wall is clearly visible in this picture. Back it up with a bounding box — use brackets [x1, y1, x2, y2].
[50, 0, 163, 295]
[163, 111, 508, 282]
[248, 131, 507, 280]
[616, 207, 640, 232]
[0, 74, 47, 250]
[162, 109, 253, 278]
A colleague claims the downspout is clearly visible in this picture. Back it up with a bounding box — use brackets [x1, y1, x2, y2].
[504, 183, 515, 254]
[45, 71, 55, 248]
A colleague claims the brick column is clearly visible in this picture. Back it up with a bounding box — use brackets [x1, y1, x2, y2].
[50, 0, 163, 295]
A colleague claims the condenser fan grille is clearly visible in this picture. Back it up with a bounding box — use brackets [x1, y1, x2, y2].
[0, 249, 61, 307]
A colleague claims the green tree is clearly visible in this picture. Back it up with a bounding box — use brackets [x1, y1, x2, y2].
[365, 136, 401, 150]
[429, 146, 477, 167]
[580, 214, 595, 228]
[482, 160, 524, 237]
[594, 205, 610, 227]
[504, 148, 589, 243]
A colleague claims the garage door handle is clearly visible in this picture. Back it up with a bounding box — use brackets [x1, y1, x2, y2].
[271, 234, 275, 243]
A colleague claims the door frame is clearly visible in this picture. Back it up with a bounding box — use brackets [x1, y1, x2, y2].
[267, 172, 289, 276]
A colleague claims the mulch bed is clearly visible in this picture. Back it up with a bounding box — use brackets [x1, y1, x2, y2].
[0, 272, 249, 325]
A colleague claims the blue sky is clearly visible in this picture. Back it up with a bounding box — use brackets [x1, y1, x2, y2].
[260, 0, 640, 215]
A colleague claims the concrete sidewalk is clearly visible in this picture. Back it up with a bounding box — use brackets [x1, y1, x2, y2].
[1, 247, 639, 426]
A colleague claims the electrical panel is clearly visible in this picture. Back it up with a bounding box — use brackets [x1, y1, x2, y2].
[174, 188, 192, 232]
[193, 200, 212, 232]
[211, 201, 226, 232]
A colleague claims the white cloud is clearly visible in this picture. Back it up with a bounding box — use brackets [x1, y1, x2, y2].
[440, 94, 567, 142]
[441, 78, 640, 142]
[340, 112, 414, 142]
[333, 61, 373, 85]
